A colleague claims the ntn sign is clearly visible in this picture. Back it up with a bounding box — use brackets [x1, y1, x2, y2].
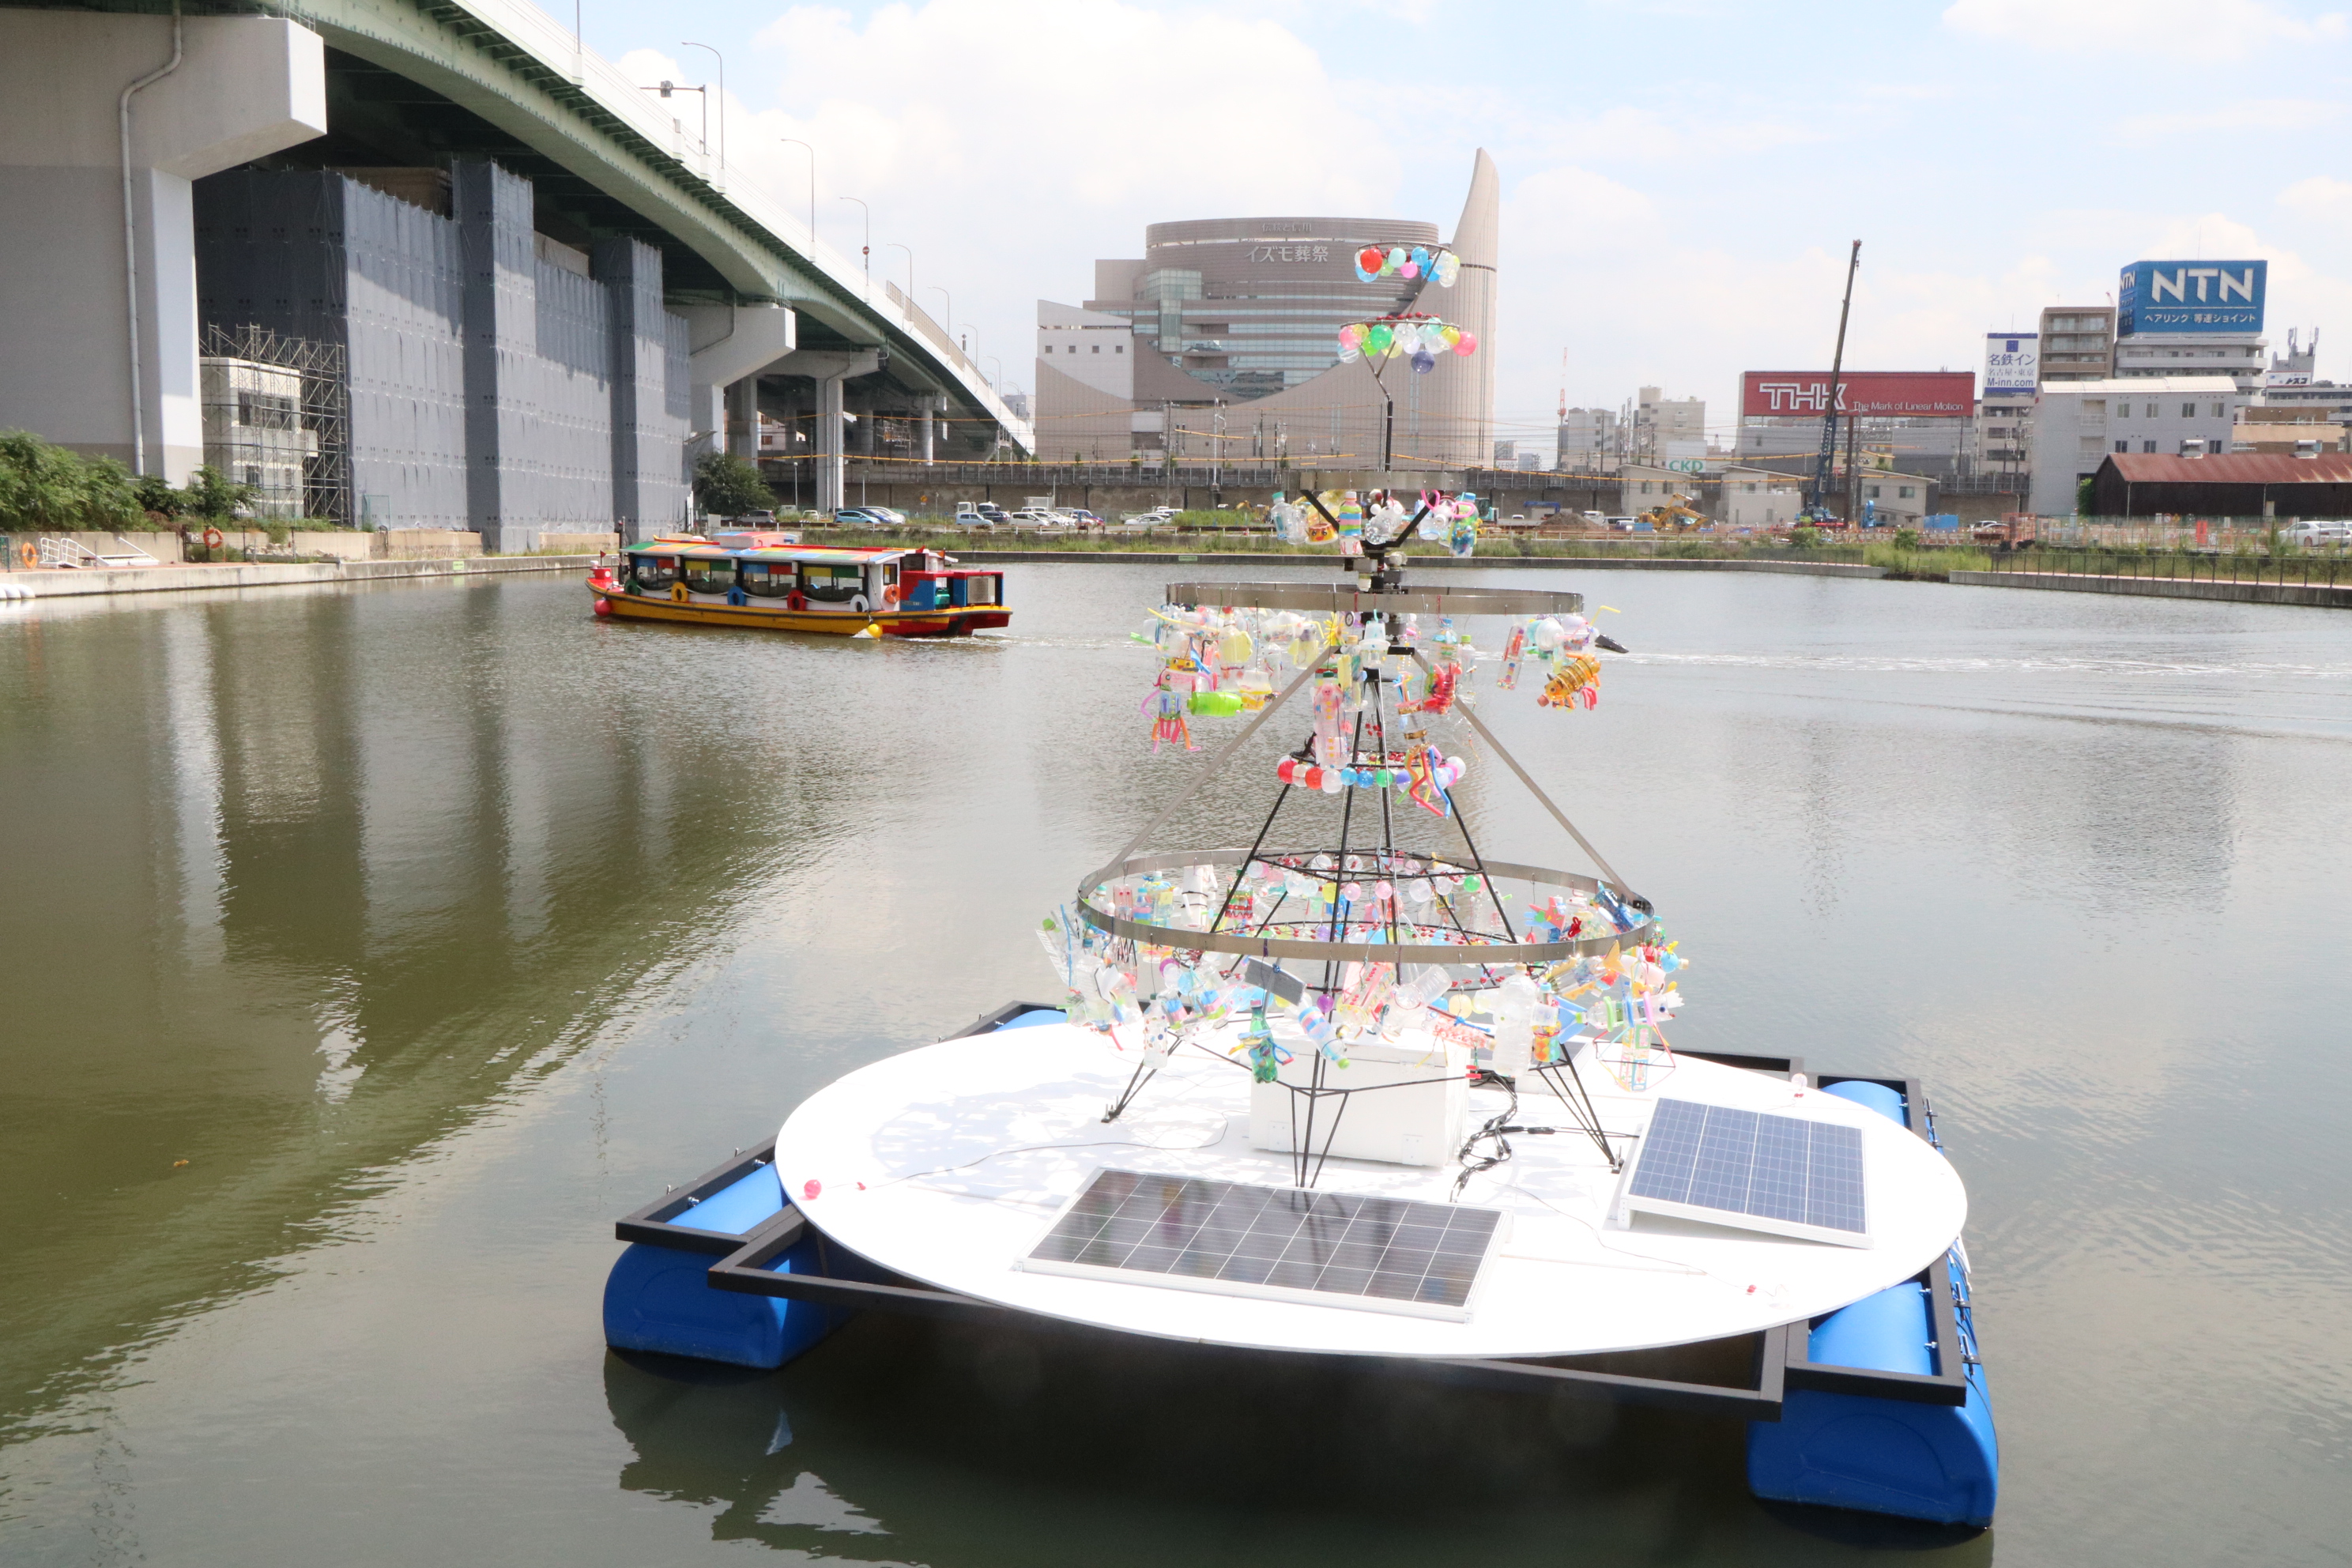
[1740, 371, 1975, 419]
[2118, 258, 2267, 335]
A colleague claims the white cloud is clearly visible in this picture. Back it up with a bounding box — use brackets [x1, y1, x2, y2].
[1943, 0, 2349, 58]
[671, 0, 1397, 398]
[2116, 97, 2346, 136]
[2282, 175, 2352, 220]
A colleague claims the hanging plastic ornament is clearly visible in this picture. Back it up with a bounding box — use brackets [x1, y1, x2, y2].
[1411, 349, 1437, 375]
[1399, 255, 1420, 281]
[1454, 330, 1478, 356]
[1391, 322, 1422, 356]
[1355, 246, 1383, 281]
[1434, 251, 1461, 287]
[1365, 323, 1393, 356]
[1338, 341, 1361, 364]
[1410, 246, 1431, 275]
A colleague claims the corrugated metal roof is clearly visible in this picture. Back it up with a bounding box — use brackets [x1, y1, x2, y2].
[2104, 452, 2352, 484]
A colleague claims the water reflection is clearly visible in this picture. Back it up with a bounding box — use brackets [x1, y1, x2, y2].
[0, 565, 2347, 1566]
[603, 1317, 1995, 1566]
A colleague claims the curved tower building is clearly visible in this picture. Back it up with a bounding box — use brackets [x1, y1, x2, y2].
[1037, 149, 1499, 472]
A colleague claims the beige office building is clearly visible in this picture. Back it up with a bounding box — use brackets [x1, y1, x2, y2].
[1035, 151, 1499, 471]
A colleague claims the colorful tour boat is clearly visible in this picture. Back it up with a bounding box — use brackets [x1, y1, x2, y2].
[590, 534, 1008, 637]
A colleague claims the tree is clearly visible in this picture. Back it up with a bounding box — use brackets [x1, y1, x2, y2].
[693, 451, 775, 518]
[0, 431, 143, 531]
[182, 465, 254, 520]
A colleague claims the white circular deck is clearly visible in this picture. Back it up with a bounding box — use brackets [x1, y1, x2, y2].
[778, 1023, 1966, 1359]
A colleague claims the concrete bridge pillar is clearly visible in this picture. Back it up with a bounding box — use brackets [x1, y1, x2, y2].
[775, 350, 880, 513]
[0, 12, 326, 480]
[919, 400, 936, 464]
[679, 303, 795, 493]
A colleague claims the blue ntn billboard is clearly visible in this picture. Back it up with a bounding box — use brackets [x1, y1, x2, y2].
[2119, 258, 2266, 335]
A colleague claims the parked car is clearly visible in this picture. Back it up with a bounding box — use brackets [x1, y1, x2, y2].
[1005, 508, 1069, 529]
[860, 504, 908, 526]
[832, 507, 891, 528]
[954, 502, 1011, 527]
[2281, 520, 2352, 545]
[1061, 508, 1104, 528]
[1604, 515, 1637, 531]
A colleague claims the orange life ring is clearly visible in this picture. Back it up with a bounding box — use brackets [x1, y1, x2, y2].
[881, 584, 900, 609]
[17, 541, 33, 568]
[202, 526, 224, 551]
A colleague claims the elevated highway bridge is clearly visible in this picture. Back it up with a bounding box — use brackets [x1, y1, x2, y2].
[0, 0, 1030, 539]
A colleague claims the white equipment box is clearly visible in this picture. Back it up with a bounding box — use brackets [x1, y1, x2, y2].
[1248, 1034, 1467, 1167]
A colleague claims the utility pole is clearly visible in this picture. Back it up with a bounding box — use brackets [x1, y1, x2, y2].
[1811, 239, 1861, 518]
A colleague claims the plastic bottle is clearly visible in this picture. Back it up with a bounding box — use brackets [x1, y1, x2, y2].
[1491, 972, 1538, 1077]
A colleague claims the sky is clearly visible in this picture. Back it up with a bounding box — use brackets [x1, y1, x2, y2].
[571, 0, 2352, 450]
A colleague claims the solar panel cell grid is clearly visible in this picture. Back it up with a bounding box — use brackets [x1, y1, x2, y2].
[1023, 1169, 1501, 1317]
[1624, 1099, 1868, 1241]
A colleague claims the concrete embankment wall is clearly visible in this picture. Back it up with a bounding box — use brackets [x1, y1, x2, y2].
[952, 552, 1890, 579]
[0, 554, 597, 600]
[1949, 570, 2352, 610]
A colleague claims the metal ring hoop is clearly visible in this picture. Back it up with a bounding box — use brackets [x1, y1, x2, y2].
[1075, 848, 1657, 968]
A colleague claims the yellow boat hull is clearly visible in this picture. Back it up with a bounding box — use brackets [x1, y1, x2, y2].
[590, 583, 1008, 638]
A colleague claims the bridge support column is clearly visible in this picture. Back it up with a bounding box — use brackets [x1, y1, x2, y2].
[679, 303, 796, 469]
[774, 349, 880, 514]
[726, 379, 760, 462]
[920, 401, 935, 464]
[0, 12, 325, 480]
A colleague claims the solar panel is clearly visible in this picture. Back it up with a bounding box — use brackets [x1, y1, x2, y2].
[1615, 1099, 1871, 1247]
[1019, 1168, 1506, 1321]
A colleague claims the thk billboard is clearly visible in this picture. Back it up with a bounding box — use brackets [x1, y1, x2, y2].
[1983, 333, 2037, 397]
[1740, 371, 1976, 420]
[2118, 258, 2266, 335]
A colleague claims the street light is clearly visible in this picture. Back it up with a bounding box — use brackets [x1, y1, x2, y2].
[679, 42, 723, 175]
[884, 242, 913, 304]
[837, 195, 868, 288]
[925, 285, 952, 344]
[983, 355, 1001, 390]
[778, 138, 815, 251]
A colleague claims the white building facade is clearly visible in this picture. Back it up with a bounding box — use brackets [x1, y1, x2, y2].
[2028, 376, 2241, 515]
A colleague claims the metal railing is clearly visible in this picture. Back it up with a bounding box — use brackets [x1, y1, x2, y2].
[1989, 549, 2351, 588]
[443, 0, 1033, 449]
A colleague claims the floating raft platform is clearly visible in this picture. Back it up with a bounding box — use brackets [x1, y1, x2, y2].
[603, 1001, 1997, 1528]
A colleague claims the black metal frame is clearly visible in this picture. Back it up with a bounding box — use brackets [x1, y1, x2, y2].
[614, 1140, 786, 1254]
[611, 1018, 1972, 1419]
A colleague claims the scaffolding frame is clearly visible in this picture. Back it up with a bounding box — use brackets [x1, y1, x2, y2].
[201, 324, 351, 527]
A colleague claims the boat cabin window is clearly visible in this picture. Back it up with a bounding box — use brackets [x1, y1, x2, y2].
[681, 558, 737, 595]
[966, 575, 998, 605]
[741, 561, 794, 598]
[800, 564, 865, 602]
[632, 555, 679, 589]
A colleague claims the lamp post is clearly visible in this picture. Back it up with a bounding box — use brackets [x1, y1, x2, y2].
[837, 195, 868, 288]
[925, 286, 952, 349]
[884, 242, 913, 304]
[983, 355, 1001, 390]
[679, 42, 723, 175]
[778, 138, 815, 251]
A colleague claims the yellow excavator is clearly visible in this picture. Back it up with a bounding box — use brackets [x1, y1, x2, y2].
[1638, 492, 1707, 532]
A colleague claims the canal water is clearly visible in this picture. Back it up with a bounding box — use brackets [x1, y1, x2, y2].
[2, 564, 2347, 1566]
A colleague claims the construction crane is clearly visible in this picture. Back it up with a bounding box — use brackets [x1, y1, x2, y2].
[1805, 240, 1862, 522]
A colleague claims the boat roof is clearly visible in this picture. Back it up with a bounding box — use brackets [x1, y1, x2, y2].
[626, 537, 929, 564]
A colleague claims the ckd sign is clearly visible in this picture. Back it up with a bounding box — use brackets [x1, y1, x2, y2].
[2118, 259, 2266, 336]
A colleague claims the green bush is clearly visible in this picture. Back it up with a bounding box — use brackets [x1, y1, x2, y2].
[1892, 527, 1921, 550]
[692, 451, 775, 517]
[1788, 526, 1823, 548]
[0, 431, 145, 531]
